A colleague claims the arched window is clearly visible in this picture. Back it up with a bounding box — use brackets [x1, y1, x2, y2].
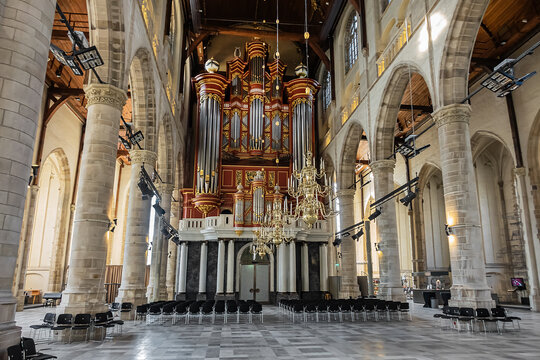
[322, 70, 331, 110]
[344, 13, 359, 73]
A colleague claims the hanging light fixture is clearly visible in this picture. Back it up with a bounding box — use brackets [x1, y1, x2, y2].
[288, 151, 334, 229]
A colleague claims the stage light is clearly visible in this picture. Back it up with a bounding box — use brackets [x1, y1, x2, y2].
[374, 243, 381, 252]
[108, 218, 117, 233]
[445, 224, 454, 237]
[400, 190, 417, 207]
[129, 130, 144, 147]
[50, 44, 84, 76]
[368, 208, 381, 221]
[74, 46, 104, 70]
[138, 178, 153, 199]
[332, 237, 342, 247]
[119, 135, 131, 150]
[153, 203, 166, 216]
[351, 228, 364, 241]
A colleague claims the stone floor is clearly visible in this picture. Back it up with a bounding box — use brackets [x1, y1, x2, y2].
[14, 303, 540, 359]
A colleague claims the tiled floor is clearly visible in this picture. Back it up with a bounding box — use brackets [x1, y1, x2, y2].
[15, 303, 540, 359]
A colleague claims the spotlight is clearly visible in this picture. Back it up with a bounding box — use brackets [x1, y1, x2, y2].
[119, 135, 131, 150]
[74, 46, 104, 70]
[49, 44, 83, 76]
[129, 130, 144, 147]
[368, 208, 381, 221]
[445, 224, 454, 236]
[153, 203, 166, 216]
[162, 226, 171, 237]
[374, 243, 381, 252]
[55, 64, 64, 78]
[400, 190, 417, 207]
[351, 228, 364, 241]
[332, 237, 342, 247]
[138, 178, 153, 198]
[108, 218, 117, 233]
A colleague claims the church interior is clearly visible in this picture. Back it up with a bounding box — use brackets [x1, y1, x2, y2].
[1, 0, 540, 359]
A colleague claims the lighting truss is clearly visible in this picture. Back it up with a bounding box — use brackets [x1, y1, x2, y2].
[74, 46, 104, 70]
[138, 165, 162, 202]
[50, 43, 84, 76]
[463, 39, 540, 102]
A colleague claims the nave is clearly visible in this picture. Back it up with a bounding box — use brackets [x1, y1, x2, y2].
[14, 304, 539, 360]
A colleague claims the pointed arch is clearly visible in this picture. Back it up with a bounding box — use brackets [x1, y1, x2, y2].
[130, 48, 157, 152]
[438, 0, 490, 106]
[372, 64, 432, 161]
[338, 122, 364, 189]
[87, 0, 126, 87]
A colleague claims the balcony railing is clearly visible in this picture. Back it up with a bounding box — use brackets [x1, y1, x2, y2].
[376, 18, 412, 77]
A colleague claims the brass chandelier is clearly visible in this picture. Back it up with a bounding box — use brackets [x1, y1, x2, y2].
[251, 185, 293, 258]
[288, 151, 333, 229]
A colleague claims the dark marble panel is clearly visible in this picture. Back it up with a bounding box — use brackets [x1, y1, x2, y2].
[308, 242, 320, 291]
[295, 242, 302, 294]
[206, 241, 218, 299]
[186, 242, 201, 295]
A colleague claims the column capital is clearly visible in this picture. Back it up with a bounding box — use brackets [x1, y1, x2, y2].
[335, 188, 356, 199]
[83, 83, 128, 111]
[157, 183, 175, 194]
[369, 159, 395, 174]
[513, 166, 527, 177]
[129, 150, 157, 166]
[432, 103, 471, 128]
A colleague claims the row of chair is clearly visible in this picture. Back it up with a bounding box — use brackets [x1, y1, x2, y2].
[136, 299, 263, 324]
[279, 299, 411, 322]
[29, 311, 123, 343]
[8, 337, 56, 360]
[434, 306, 521, 333]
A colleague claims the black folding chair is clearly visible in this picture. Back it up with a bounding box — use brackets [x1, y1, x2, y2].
[251, 302, 263, 323]
[94, 312, 115, 341]
[50, 314, 72, 343]
[475, 308, 498, 334]
[213, 301, 226, 324]
[29, 313, 55, 341]
[226, 301, 238, 324]
[7, 344, 23, 360]
[69, 314, 91, 343]
[21, 337, 57, 359]
[120, 302, 133, 320]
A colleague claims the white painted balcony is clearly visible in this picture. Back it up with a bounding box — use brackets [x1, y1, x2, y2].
[178, 214, 330, 242]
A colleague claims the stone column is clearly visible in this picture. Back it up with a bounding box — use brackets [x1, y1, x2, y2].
[58, 84, 127, 316]
[320, 243, 329, 292]
[115, 150, 157, 306]
[433, 104, 493, 309]
[14, 185, 39, 311]
[0, 1, 55, 355]
[370, 160, 405, 301]
[514, 167, 540, 311]
[216, 240, 225, 294]
[176, 242, 188, 298]
[157, 184, 173, 300]
[226, 240, 235, 295]
[198, 241, 208, 299]
[277, 243, 288, 293]
[335, 189, 360, 299]
[288, 242, 297, 294]
[301, 242, 309, 292]
[147, 212, 160, 301]
[165, 197, 180, 300]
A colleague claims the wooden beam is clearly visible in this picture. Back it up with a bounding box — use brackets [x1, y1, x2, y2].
[309, 41, 330, 71]
[359, 0, 368, 54]
[190, 0, 201, 32]
[48, 87, 85, 96]
[51, 29, 89, 40]
[200, 25, 303, 41]
[186, 31, 210, 58]
[399, 104, 433, 112]
[320, 0, 346, 47]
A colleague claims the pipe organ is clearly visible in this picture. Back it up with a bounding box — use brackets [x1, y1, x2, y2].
[183, 40, 320, 227]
